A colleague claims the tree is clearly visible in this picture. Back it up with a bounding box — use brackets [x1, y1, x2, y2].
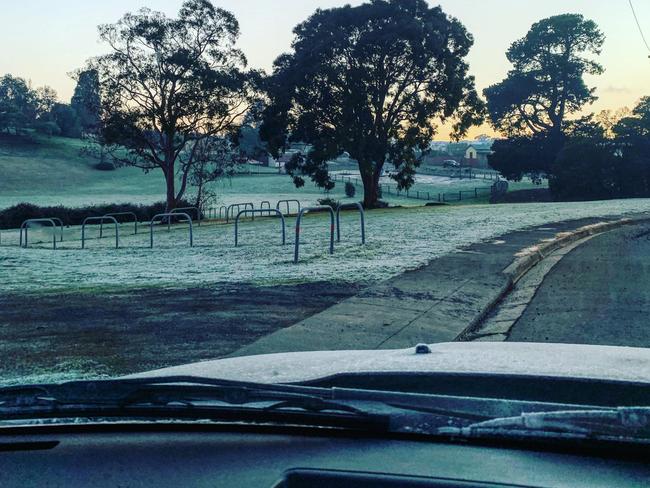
[527, 98, 650, 202]
[613, 97, 650, 191]
[0, 74, 37, 134]
[488, 134, 562, 181]
[596, 107, 631, 139]
[187, 137, 239, 210]
[236, 125, 266, 160]
[34, 86, 58, 119]
[260, 0, 484, 207]
[51, 103, 82, 138]
[484, 14, 604, 138]
[550, 138, 620, 201]
[614, 97, 650, 143]
[89, 0, 257, 211]
[70, 69, 101, 135]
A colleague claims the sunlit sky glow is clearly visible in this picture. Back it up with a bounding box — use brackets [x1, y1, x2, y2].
[1, 0, 648, 139]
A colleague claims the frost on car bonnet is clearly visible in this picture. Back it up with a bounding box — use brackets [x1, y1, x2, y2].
[131, 342, 650, 385]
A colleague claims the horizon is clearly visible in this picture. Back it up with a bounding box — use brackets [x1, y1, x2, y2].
[1, 0, 648, 139]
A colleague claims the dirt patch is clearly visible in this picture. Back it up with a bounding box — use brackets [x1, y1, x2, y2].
[0, 282, 362, 384]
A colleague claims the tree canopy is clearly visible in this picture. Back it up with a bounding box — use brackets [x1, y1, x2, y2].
[484, 14, 604, 138]
[0, 75, 37, 134]
[261, 0, 484, 207]
[0, 74, 81, 138]
[71, 69, 101, 135]
[90, 0, 257, 210]
[614, 96, 650, 142]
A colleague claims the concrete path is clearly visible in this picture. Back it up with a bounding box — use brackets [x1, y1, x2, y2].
[507, 223, 650, 347]
[231, 216, 633, 357]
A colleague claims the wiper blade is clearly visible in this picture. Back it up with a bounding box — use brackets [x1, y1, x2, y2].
[0, 376, 388, 429]
[0, 376, 361, 413]
[441, 407, 650, 441]
[0, 375, 606, 435]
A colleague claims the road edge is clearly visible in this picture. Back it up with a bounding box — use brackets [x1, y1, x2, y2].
[455, 215, 650, 341]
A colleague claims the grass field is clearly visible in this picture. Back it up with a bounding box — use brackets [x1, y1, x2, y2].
[0, 134, 366, 209]
[4, 198, 650, 294]
[0, 133, 536, 211]
[3, 133, 639, 384]
[0, 134, 345, 209]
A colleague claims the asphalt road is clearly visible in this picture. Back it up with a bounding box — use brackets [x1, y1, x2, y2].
[508, 224, 650, 347]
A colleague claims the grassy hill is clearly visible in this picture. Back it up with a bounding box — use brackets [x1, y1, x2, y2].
[1, 133, 542, 212]
[0, 134, 349, 211]
[0, 133, 167, 209]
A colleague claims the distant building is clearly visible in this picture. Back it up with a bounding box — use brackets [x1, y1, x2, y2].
[463, 143, 493, 168]
[445, 140, 494, 168]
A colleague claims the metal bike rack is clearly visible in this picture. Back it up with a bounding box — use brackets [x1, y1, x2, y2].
[260, 201, 272, 216]
[172, 207, 201, 226]
[276, 199, 301, 216]
[234, 209, 286, 247]
[82, 216, 120, 249]
[150, 213, 193, 248]
[101, 212, 138, 236]
[293, 206, 335, 264]
[336, 203, 366, 244]
[226, 202, 254, 223]
[50, 218, 64, 242]
[218, 206, 228, 220]
[20, 218, 60, 249]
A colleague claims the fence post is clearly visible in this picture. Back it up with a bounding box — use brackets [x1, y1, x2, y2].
[459, 191, 462, 201]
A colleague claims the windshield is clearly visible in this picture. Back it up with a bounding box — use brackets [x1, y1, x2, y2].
[1, 0, 650, 445]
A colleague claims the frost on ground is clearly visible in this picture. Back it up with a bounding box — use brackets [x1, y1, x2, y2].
[2, 199, 650, 293]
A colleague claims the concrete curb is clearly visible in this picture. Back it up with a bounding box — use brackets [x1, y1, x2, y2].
[455, 215, 650, 341]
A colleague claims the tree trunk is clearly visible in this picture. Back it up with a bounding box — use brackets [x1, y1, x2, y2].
[165, 167, 176, 212]
[360, 162, 383, 208]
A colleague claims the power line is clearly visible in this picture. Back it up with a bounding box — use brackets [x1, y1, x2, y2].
[628, 0, 650, 55]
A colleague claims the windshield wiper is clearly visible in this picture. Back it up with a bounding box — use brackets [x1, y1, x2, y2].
[440, 407, 650, 442]
[0, 375, 600, 433]
[0, 376, 387, 430]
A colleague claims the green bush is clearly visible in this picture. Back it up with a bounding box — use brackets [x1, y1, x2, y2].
[34, 121, 61, 137]
[0, 200, 195, 229]
[549, 140, 643, 201]
[344, 181, 356, 198]
[94, 161, 116, 171]
[317, 197, 340, 209]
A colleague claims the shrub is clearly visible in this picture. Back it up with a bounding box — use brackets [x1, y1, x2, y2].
[317, 197, 340, 209]
[550, 140, 621, 201]
[344, 181, 356, 198]
[34, 121, 61, 137]
[94, 161, 116, 171]
[0, 199, 194, 229]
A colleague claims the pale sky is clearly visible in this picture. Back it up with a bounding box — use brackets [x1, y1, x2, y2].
[1, 0, 649, 139]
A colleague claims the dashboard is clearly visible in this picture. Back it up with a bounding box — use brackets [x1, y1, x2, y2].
[1, 424, 648, 487]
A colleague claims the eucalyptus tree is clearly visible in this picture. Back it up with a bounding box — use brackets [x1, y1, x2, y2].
[91, 0, 257, 210]
[261, 0, 484, 207]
